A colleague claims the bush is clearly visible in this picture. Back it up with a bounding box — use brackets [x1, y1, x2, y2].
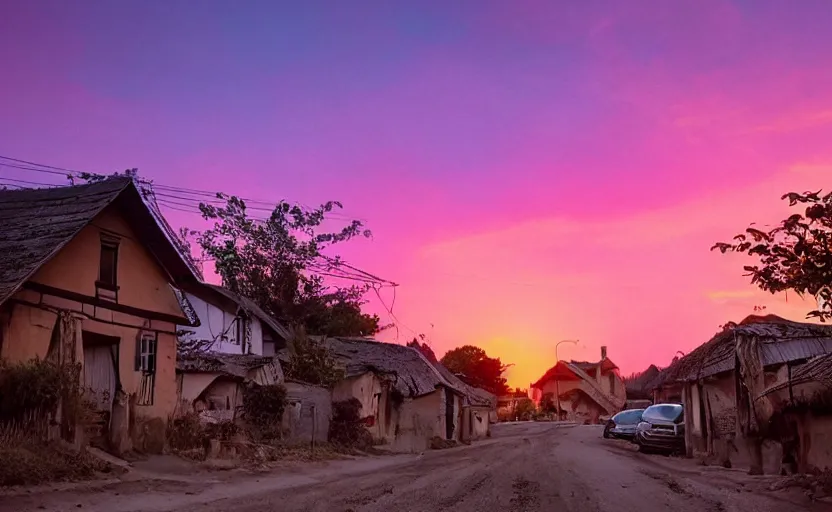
[243, 383, 287, 441]
[284, 329, 344, 388]
[0, 358, 87, 438]
[166, 412, 206, 454]
[329, 398, 373, 450]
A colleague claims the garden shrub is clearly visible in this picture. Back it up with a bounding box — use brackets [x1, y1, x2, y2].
[242, 383, 287, 441]
[329, 398, 373, 450]
[0, 358, 89, 438]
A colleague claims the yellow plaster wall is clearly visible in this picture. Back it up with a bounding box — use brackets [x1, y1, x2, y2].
[1, 303, 57, 362]
[29, 204, 184, 318]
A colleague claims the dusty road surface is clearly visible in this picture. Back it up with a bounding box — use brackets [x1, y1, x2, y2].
[3, 422, 829, 512]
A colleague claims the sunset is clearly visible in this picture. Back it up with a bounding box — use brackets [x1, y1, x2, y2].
[2, 1, 832, 509]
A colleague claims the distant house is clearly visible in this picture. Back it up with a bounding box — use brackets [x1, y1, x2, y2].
[323, 337, 464, 453]
[623, 364, 660, 401]
[651, 314, 832, 474]
[0, 178, 201, 453]
[177, 282, 291, 356]
[407, 340, 497, 441]
[496, 393, 530, 421]
[530, 347, 626, 424]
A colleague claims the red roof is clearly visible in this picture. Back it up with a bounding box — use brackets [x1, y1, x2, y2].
[531, 357, 619, 389]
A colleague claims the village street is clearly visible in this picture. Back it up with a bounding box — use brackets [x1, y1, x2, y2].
[3, 422, 826, 512]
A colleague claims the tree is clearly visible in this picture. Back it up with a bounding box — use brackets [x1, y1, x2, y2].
[406, 336, 437, 363]
[540, 392, 557, 415]
[712, 189, 832, 321]
[283, 327, 344, 388]
[196, 195, 382, 336]
[514, 398, 536, 421]
[440, 345, 510, 395]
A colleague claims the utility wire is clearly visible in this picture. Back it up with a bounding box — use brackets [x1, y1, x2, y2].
[0, 153, 403, 317]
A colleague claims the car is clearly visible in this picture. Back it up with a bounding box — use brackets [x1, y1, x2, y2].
[602, 408, 644, 440]
[634, 403, 685, 454]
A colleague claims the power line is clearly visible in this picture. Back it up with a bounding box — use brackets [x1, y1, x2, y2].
[1, 153, 406, 318]
[0, 154, 365, 221]
[0, 177, 60, 188]
[0, 155, 82, 175]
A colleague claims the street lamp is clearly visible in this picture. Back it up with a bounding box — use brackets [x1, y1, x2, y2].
[554, 339, 579, 420]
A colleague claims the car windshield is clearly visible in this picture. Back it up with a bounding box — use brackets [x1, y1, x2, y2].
[613, 409, 644, 425]
[642, 404, 683, 423]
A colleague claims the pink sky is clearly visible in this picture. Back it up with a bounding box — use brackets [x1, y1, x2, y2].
[2, 1, 832, 387]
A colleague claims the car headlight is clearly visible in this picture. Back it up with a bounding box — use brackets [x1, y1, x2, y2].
[636, 421, 651, 432]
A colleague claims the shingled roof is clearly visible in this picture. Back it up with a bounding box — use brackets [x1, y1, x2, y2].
[650, 315, 832, 390]
[0, 178, 200, 319]
[761, 352, 832, 398]
[432, 362, 495, 407]
[326, 337, 462, 398]
[177, 351, 280, 379]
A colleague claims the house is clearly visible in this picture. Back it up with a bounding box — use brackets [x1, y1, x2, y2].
[435, 364, 495, 441]
[623, 364, 660, 401]
[0, 178, 201, 454]
[651, 314, 832, 474]
[530, 347, 626, 424]
[177, 282, 291, 356]
[324, 337, 464, 453]
[406, 340, 497, 442]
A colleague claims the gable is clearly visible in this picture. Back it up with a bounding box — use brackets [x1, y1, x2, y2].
[28, 204, 185, 319]
[0, 178, 131, 306]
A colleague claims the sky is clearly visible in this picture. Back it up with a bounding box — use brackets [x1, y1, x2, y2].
[2, 0, 832, 388]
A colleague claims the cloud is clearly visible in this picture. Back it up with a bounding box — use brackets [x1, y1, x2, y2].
[752, 109, 832, 134]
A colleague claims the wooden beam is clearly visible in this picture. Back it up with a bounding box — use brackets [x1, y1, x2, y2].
[24, 281, 190, 326]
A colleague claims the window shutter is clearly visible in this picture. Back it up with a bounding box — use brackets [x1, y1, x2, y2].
[148, 336, 157, 374]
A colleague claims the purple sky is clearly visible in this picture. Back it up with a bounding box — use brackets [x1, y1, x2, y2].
[3, 1, 832, 386]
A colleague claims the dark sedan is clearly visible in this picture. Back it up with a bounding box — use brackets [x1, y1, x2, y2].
[634, 403, 685, 454]
[602, 409, 644, 440]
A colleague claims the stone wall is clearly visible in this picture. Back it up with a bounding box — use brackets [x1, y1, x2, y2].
[282, 381, 331, 445]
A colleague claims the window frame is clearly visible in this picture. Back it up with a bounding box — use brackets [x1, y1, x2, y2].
[134, 332, 157, 406]
[136, 332, 157, 374]
[234, 314, 248, 348]
[96, 233, 121, 301]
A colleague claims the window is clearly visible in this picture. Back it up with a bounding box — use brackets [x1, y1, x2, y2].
[234, 315, 248, 347]
[98, 241, 118, 288]
[135, 333, 157, 374]
[609, 373, 616, 394]
[135, 332, 157, 406]
[97, 234, 120, 301]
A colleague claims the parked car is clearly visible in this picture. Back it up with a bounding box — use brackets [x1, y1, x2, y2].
[634, 403, 685, 454]
[602, 409, 644, 440]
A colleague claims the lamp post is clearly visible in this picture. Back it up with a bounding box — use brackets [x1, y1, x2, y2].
[554, 339, 579, 420]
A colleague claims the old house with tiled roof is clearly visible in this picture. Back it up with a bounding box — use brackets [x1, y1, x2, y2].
[530, 347, 626, 424]
[0, 178, 201, 454]
[650, 314, 832, 474]
[407, 340, 497, 441]
[317, 337, 465, 452]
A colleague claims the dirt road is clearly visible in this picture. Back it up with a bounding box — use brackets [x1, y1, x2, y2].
[3, 422, 828, 512]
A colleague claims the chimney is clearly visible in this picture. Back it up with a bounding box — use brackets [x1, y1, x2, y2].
[601, 346, 607, 360]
